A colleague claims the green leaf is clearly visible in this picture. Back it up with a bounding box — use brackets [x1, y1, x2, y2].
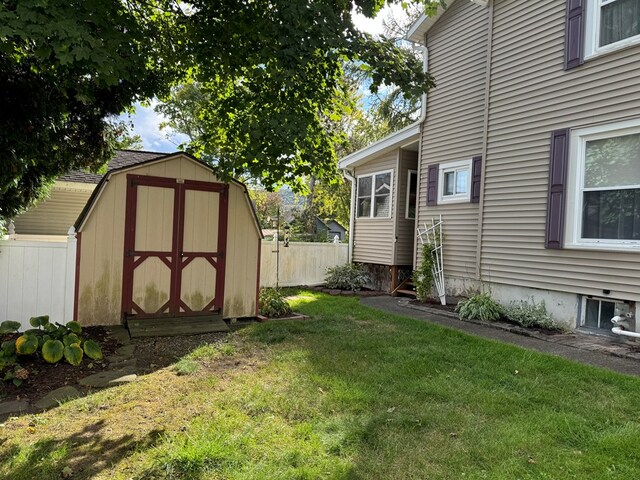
[0, 320, 21, 334]
[29, 315, 49, 328]
[63, 333, 80, 347]
[64, 344, 83, 366]
[65, 321, 82, 334]
[1, 341, 16, 356]
[15, 334, 38, 355]
[42, 339, 65, 364]
[83, 340, 103, 361]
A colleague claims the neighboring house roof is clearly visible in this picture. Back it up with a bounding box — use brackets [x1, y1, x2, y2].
[58, 150, 166, 184]
[338, 123, 420, 170]
[316, 217, 346, 232]
[405, 0, 459, 44]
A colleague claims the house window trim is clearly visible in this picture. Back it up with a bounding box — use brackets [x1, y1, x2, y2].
[356, 169, 394, 220]
[405, 169, 417, 220]
[437, 159, 472, 205]
[565, 117, 640, 252]
[584, 0, 640, 60]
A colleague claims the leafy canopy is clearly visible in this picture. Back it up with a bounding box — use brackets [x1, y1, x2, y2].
[1, 0, 442, 224]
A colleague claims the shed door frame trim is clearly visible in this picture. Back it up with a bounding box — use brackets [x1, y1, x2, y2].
[122, 173, 228, 320]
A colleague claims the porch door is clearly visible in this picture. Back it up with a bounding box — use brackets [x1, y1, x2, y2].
[122, 174, 228, 320]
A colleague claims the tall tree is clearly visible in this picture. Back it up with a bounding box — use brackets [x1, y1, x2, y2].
[0, 0, 181, 224]
[2, 0, 442, 227]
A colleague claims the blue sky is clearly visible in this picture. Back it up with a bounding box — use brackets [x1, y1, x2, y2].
[123, 5, 406, 152]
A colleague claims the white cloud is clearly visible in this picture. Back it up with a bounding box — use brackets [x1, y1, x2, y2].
[351, 3, 409, 36]
[119, 102, 189, 153]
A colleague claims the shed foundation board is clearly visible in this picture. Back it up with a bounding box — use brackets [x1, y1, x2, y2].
[127, 315, 230, 338]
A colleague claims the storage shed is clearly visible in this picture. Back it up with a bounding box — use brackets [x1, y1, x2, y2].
[73, 152, 262, 334]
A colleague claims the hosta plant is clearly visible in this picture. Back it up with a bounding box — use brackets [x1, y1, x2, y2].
[3, 315, 102, 368]
[456, 294, 504, 322]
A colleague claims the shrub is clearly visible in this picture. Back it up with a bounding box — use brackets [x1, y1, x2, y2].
[413, 244, 435, 302]
[0, 316, 103, 383]
[324, 263, 370, 291]
[259, 288, 293, 317]
[455, 294, 503, 322]
[504, 300, 564, 331]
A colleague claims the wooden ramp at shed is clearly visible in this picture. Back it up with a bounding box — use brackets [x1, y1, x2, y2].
[127, 315, 230, 338]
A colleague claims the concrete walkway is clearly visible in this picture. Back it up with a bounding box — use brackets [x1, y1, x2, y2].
[361, 296, 640, 378]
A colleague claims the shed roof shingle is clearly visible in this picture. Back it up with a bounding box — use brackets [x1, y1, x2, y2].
[58, 150, 167, 184]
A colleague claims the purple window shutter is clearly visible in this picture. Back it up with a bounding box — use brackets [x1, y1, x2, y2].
[545, 129, 569, 249]
[471, 156, 482, 203]
[565, 0, 585, 70]
[427, 164, 439, 206]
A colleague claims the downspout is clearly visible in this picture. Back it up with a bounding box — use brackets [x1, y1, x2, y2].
[343, 169, 356, 263]
[611, 314, 639, 338]
[412, 43, 429, 269]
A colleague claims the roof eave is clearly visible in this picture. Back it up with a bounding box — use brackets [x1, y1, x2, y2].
[338, 123, 420, 170]
[405, 0, 457, 43]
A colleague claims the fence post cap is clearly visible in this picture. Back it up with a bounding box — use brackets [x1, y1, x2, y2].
[67, 226, 77, 239]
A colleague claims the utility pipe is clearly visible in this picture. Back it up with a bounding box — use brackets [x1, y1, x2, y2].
[611, 327, 640, 339]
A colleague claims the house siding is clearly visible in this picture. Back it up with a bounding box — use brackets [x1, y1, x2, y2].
[13, 184, 95, 235]
[417, 0, 488, 278]
[395, 150, 418, 265]
[352, 150, 398, 266]
[481, 0, 640, 301]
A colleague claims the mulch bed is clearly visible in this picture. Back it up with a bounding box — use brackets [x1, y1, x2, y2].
[0, 327, 121, 404]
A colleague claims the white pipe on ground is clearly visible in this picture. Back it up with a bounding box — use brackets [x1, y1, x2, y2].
[612, 327, 640, 339]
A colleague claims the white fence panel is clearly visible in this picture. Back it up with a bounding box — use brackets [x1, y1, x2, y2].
[0, 232, 76, 330]
[260, 241, 348, 288]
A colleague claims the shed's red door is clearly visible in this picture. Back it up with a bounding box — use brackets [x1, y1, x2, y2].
[121, 174, 228, 320]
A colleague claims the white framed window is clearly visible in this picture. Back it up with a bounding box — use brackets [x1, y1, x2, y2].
[585, 0, 640, 59]
[405, 170, 417, 219]
[438, 159, 471, 204]
[356, 170, 393, 219]
[580, 296, 631, 330]
[565, 118, 640, 251]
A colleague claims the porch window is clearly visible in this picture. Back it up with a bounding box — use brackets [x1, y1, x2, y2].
[585, 0, 640, 58]
[565, 119, 640, 249]
[357, 170, 393, 218]
[406, 170, 417, 219]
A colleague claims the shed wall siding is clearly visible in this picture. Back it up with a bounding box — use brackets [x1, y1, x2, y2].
[417, 0, 487, 278]
[352, 150, 398, 265]
[395, 150, 418, 266]
[481, 0, 640, 300]
[14, 185, 95, 235]
[224, 185, 259, 318]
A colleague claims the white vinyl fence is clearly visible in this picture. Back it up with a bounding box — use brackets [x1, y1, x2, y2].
[0, 226, 77, 330]
[0, 223, 347, 329]
[260, 239, 349, 288]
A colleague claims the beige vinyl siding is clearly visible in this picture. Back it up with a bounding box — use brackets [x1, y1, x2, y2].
[481, 0, 640, 300]
[352, 150, 398, 265]
[13, 184, 95, 235]
[417, 0, 487, 278]
[77, 155, 260, 325]
[395, 150, 418, 265]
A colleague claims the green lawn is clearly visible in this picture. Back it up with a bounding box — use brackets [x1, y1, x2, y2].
[2, 291, 640, 479]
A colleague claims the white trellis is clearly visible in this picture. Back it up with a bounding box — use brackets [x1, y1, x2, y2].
[417, 215, 446, 305]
